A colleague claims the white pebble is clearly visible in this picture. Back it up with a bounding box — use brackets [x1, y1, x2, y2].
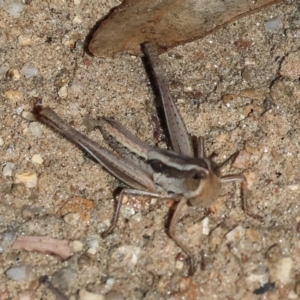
[264, 16, 283, 32]
[87, 237, 100, 249]
[226, 225, 246, 243]
[29, 122, 43, 138]
[16, 106, 23, 115]
[3, 162, 15, 177]
[288, 185, 299, 191]
[73, 15, 82, 24]
[79, 289, 104, 300]
[31, 154, 43, 164]
[201, 217, 209, 235]
[18, 35, 31, 46]
[74, 0, 81, 5]
[58, 85, 68, 98]
[20, 63, 38, 78]
[105, 278, 115, 289]
[64, 212, 81, 224]
[175, 260, 184, 270]
[6, 265, 31, 281]
[1, 2, 25, 18]
[112, 245, 141, 267]
[0, 137, 3, 146]
[22, 111, 36, 121]
[69, 240, 84, 252]
[87, 247, 97, 256]
[0, 231, 17, 252]
[70, 78, 84, 93]
[275, 257, 293, 284]
[14, 171, 37, 188]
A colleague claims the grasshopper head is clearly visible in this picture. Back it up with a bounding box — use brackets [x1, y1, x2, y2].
[187, 160, 222, 207]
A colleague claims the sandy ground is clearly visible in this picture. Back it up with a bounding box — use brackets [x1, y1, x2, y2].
[1, 0, 300, 299]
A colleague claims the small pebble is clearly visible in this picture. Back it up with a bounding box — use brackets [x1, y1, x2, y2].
[87, 236, 100, 249]
[58, 85, 68, 98]
[16, 106, 23, 115]
[74, 0, 81, 5]
[64, 212, 81, 224]
[70, 78, 84, 93]
[226, 225, 246, 243]
[20, 63, 38, 78]
[14, 171, 37, 188]
[54, 68, 71, 88]
[175, 260, 184, 270]
[6, 68, 20, 80]
[87, 247, 97, 256]
[5, 90, 23, 102]
[288, 185, 299, 191]
[1, 2, 25, 18]
[18, 35, 32, 46]
[129, 212, 142, 229]
[52, 266, 78, 290]
[275, 257, 293, 284]
[244, 172, 256, 189]
[2, 162, 15, 177]
[105, 278, 115, 290]
[31, 154, 43, 164]
[264, 16, 283, 32]
[280, 51, 300, 80]
[29, 122, 43, 138]
[0, 137, 3, 146]
[21, 205, 47, 219]
[208, 226, 226, 250]
[22, 111, 36, 121]
[0, 231, 17, 252]
[17, 291, 32, 300]
[73, 15, 82, 24]
[247, 265, 269, 285]
[69, 240, 84, 252]
[111, 245, 141, 268]
[6, 265, 31, 281]
[79, 289, 104, 300]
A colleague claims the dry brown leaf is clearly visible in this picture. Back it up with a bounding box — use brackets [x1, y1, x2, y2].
[89, 0, 283, 57]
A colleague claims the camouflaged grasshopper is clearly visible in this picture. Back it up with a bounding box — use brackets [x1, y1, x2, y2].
[34, 42, 260, 274]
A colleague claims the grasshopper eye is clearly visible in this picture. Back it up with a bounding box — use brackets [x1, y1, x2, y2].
[192, 169, 207, 180]
[192, 172, 202, 180]
[185, 169, 207, 191]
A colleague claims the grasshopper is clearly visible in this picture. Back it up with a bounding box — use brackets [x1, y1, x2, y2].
[33, 42, 261, 274]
